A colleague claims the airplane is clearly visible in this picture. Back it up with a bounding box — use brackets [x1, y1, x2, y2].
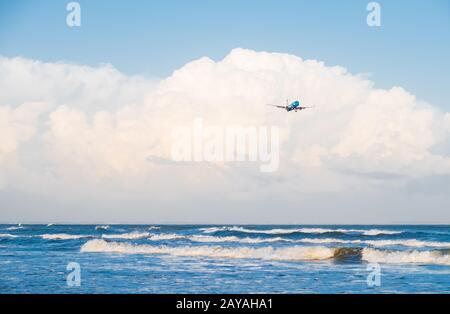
[267, 100, 314, 112]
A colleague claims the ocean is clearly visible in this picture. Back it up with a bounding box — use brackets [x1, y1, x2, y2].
[1, 224, 449, 293]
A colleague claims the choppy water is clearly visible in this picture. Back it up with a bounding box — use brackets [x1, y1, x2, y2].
[1, 224, 449, 293]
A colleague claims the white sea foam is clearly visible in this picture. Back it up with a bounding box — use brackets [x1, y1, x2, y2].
[149, 233, 449, 248]
[238, 236, 449, 248]
[0, 233, 18, 238]
[299, 238, 450, 248]
[189, 236, 450, 248]
[362, 248, 450, 266]
[200, 226, 402, 236]
[358, 229, 401, 236]
[148, 233, 184, 241]
[148, 226, 160, 230]
[299, 238, 361, 244]
[199, 227, 229, 233]
[308, 228, 401, 235]
[102, 232, 150, 240]
[188, 235, 239, 242]
[200, 226, 329, 234]
[231, 227, 306, 234]
[297, 228, 340, 234]
[189, 235, 290, 244]
[41, 234, 90, 240]
[81, 239, 336, 261]
[365, 239, 450, 248]
[6, 226, 23, 230]
[146, 233, 291, 243]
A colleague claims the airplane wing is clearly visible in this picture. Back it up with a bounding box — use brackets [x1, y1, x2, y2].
[267, 104, 286, 109]
[294, 106, 314, 111]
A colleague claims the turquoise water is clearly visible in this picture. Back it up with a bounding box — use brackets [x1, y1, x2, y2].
[1, 225, 449, 293]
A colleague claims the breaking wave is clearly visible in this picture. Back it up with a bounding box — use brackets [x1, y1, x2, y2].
[6, 226, 24, 230]
[365, 239, 450, 248]
[361, 229, 401, 236]
[362, 248, 450, 266]
[102, 232, 150, 240]
[146, 234, 450, 248]
[299, 238, 450, 248]
[199, 226, 402, 236]
[200, 226, 318, 234]
[81, 239, 450, 266]
[145, 233, 291, 243]
[188, 235, 289, 243]
[148, 233, 184, 241]
[41, 234, 91, 240]
[0, 233, 18, 238]
[80, 239, 338, 261]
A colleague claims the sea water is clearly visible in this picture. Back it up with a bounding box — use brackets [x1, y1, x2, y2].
[0, 224, 449, 293]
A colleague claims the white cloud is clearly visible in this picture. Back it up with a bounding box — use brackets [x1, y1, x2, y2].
[0, 56, 156, 111]
[0, 49, 449, 222]
[0, 103, 42, 159]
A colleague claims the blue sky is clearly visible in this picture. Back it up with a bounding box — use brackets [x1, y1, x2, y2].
[1, 0, 449, 109]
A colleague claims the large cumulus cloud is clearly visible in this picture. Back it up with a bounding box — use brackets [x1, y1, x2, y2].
[0, 49, 449, 223]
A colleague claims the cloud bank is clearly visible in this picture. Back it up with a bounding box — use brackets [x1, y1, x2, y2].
[1, 49, 449, 223]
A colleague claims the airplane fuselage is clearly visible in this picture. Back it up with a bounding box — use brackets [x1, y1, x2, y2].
[286, 100, 303, 111]
[268, 100, 312, 112]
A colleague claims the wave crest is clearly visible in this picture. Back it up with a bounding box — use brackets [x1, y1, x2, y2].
[6, 226, 24, 230]
[0, 233, 18, 238]
[189, 235, 290, 244]
[200, 226, 401, 236]
[81, 239, 337, 261]
[148, 233, 184, 241]
[102, 232, 150, 240]
[41, 234, 90, 240]
[362, 248, 450, 265]
[299, 238, 450, 248]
